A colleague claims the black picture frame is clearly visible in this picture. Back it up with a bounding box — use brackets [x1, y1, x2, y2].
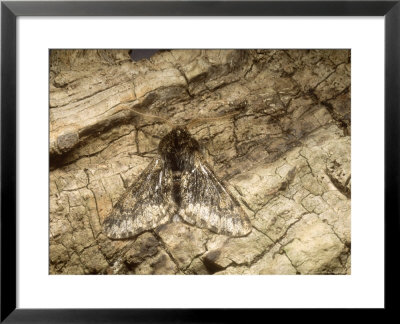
[1, 0, 398, 322]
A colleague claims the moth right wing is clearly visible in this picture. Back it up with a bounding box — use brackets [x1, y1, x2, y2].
[179, 153, 252, 237]
[103, 158, 176, 239]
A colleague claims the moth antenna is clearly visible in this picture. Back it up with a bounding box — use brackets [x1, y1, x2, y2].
[185, 111, 240, 129]
[130, 108, 176, 127]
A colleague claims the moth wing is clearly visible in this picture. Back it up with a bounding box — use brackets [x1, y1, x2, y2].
[179, 153, 252, 237]
[103, 158, 176, 239]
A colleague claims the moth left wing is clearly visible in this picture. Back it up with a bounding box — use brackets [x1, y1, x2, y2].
[103, 158, 176, 239]
[179, 153, 252, 237]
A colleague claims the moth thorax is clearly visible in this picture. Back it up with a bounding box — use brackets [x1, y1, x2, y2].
[164, 150, 195, 172]
[159, 127, 200, 171]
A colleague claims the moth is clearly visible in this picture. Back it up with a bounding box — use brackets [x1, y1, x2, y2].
[103, 121, 252, 239]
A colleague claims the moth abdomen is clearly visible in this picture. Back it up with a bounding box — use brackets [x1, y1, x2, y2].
[172, 171, 182, 206]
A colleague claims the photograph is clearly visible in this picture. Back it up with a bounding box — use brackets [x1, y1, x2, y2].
[49, 49, 351, 275]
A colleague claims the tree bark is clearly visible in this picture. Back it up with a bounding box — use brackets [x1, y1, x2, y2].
[49, 49, 351, 274]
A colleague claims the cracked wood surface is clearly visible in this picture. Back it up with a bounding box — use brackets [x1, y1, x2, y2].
[49, 49, 351, 274]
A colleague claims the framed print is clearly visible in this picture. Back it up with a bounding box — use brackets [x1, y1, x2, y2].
[1, 0, 399, 322]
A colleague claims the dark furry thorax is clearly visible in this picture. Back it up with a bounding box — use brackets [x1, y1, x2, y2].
[158, 127, 200, 172]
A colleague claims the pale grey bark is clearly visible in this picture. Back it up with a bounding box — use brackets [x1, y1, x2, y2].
[50, 49, 351, 274]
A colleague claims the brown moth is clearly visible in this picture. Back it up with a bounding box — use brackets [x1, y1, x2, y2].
[103, 121, 252, 239]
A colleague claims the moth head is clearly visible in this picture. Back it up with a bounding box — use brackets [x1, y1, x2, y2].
[163, 126, 197, 148]
[171, 126, 190, 138]
[158, 126, 200, 162]
[129, 107, 241, 154]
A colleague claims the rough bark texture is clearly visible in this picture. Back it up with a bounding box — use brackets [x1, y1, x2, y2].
[49, 49, 351, 275]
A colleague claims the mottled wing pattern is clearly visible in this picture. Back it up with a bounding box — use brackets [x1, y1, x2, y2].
[103, 158, 176, 239]
[179, 153, 252, 237]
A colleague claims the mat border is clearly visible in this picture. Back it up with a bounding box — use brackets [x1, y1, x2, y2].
[1, 1, 398, 322]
